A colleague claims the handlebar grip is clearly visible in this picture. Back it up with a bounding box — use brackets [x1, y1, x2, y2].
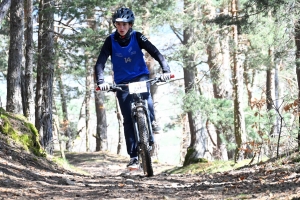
[96, 85, 122, 92]
[95, 86, 111, 91]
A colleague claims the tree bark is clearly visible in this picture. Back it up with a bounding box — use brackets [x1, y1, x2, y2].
[295, 19, 300, 151]
[266, 48, 274, 111]
[231, 0, 246, 162]
[22, 0, 34, 123]
[243, 56, 255, 108]
[0, 0, 11, 23]
[35, 0, 55, 154]
[6, 0, 23, 114]
[274, 62, 281, 137]
[206, 40, 229, 161]
[85, 56, 92, 152]
[95, 90, 108, 151]
[116, 96, 124, 154]
[179, 113, 190, 164]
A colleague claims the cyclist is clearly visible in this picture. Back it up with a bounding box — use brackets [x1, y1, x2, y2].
[94, 7, 171, 169]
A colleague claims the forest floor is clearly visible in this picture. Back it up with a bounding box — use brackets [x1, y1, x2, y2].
[0, 137, 300, 200]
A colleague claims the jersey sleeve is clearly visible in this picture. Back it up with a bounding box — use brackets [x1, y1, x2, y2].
[136, 32, 171, 73]
[94, 36, 112, 85]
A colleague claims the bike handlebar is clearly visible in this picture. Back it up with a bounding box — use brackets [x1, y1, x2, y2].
[96, 74, 175, 92]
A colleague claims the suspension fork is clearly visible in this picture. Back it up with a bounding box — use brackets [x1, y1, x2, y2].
[131, 102, 141, 144]
[143, 99, 153, 136]
[131, 100, 153, 145]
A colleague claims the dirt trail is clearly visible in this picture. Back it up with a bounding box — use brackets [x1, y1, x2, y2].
[0, 137, 300, 200]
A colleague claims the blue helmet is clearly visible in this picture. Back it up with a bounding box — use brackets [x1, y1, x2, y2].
[112, 7, 135, 24]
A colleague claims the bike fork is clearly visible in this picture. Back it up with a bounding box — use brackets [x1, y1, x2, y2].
[131, 101, 153, 146]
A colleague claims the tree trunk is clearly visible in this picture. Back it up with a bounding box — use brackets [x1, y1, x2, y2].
[179, 113, 190, 164]
[171, 0, 211, 165]
[35, 0, 54, 154]
[116, 96, 124, 154]
[6, 0, 23, 114]
[22, 0, 34, 123]
[206, 41, 229, 161]
[266, 48, 274, 111]
[56, 65, 71, 151]
[231, 0, 246, 162]
[85, 56, 92, 152]
[0, 0, 11, 23]
[183, 59, 209, 165]
[53, 94, 65, 159]
[274, 61, 281, 137]
[295, 19, 300, 151]
[266, 68, 273, 109]
[95, 90, 108, 151]
[266, 47, 277, 139]
[244, 55, 256, 108]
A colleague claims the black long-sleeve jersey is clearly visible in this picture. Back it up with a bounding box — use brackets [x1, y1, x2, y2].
[94, 31, 171, 85]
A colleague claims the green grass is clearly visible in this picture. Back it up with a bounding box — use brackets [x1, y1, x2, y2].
[0, 108, 45, 157]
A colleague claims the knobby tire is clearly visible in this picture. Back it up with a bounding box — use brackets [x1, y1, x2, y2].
[136, 110, 153, 177]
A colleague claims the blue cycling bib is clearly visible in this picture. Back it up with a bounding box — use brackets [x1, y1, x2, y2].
[111, 31, 149, 84]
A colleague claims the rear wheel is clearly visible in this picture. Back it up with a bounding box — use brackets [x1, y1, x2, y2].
[136, 110, 153, 177]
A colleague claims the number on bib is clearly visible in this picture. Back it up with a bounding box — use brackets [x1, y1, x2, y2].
[128, 81, 147, 94]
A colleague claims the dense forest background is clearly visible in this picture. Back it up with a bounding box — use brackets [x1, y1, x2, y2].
[1, 0, 300, 166]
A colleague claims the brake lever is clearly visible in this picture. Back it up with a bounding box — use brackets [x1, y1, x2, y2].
[151, 79, 159, 85]
[109, 86, 123, 92]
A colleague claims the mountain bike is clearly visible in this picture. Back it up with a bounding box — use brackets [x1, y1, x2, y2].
[97, 74, 174, 177]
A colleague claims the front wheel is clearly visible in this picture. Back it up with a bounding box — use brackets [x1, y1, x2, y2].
[136, 110, 153, 177]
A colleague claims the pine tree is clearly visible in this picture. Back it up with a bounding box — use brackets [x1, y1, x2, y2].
[35, 0, 55, 154]
[6, 0, 23, 114]
[23, 0, 34, 123]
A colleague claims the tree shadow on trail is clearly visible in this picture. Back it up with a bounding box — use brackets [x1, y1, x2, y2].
[64, 151, 128, 166]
